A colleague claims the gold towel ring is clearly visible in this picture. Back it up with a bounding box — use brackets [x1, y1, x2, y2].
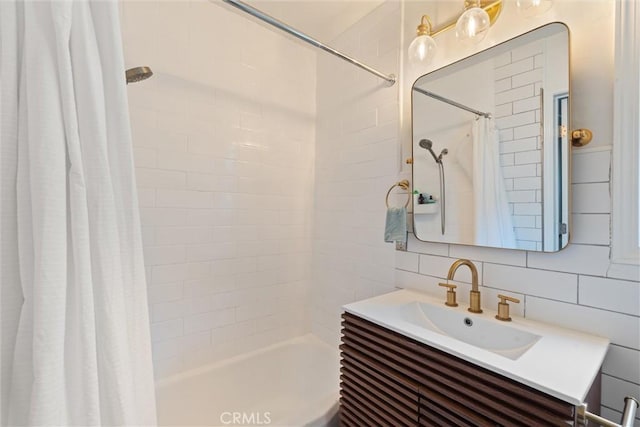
[386, 179, 411, 208]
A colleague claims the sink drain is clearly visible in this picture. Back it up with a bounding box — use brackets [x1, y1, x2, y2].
[463, 318, 473, 327]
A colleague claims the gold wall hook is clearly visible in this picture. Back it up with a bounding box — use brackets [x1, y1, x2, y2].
[571, 128, 593, 147]
[406, 157, 414, 164]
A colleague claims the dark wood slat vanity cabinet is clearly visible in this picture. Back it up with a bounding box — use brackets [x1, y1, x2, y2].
[339, 312, 602, 427]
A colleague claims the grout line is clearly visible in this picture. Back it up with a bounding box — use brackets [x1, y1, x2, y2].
[601, 372, 640, 387]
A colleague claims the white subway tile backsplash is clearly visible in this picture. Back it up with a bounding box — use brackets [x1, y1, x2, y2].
[407, 234, 449, 256]
[579, 275, 640, 316]
[419, 254, 482, 284]
[526, 297, 639, 349]
[572, 183, 611, 213]
[449, 244, 527, 266]
[527, 244, 610, 276]
[395, 269, 446, 297]
[395, 251, 419, 272]
[573, 149, 611, 183]
[484, 264, 577, 302]
[571, 214, 610, 245]
[601, 375, 640, 418]
[603, 345, 640, 386]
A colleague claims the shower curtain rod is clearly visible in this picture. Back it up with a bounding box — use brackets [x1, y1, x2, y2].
[413, 87, 491, 118]
[220, 0, 396, 86]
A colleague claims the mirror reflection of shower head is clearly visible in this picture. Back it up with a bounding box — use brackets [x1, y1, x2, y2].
[419, 139, 447, 163]
[126, 66, 153, 84]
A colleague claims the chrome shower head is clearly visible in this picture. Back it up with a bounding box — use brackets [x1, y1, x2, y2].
[418, 138, 440, 163]
[418, 139, 433, 150]
[126, 66, 153, 84]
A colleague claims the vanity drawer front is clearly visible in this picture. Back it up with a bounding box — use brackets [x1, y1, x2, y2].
[340, 312, 576, 427]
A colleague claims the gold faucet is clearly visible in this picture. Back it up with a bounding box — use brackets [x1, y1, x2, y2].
[447, 259, 482, 313]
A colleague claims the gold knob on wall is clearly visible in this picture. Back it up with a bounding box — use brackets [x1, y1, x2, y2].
[571, 128, 593, 147]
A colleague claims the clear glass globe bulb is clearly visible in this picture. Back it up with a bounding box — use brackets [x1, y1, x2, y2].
[516, 0, 553, 18]
[408, 35, 437, 65]
[455, 7, 490, 44]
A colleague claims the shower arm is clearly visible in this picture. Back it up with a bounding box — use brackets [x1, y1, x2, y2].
[220, 0, 396, 86]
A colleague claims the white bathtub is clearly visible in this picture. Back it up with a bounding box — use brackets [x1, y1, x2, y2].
[155, 335, 340, 427]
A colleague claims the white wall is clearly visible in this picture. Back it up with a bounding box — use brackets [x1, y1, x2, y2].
[312, 1, 401, 346]
[120, 0, 317, 379]
[399, 0, 639, 422]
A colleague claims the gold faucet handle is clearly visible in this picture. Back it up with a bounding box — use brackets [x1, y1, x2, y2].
[438, 283, 458, 307]
[495, 294, 520, 321]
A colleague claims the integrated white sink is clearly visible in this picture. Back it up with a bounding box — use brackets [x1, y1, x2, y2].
[397, 301, 540, 360]
[343, 289, 610, 406]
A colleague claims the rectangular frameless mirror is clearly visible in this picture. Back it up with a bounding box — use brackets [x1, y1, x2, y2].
[411, 23, 569, 252]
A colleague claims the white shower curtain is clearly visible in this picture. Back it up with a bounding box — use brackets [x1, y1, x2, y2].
[0, 1, 157, 425]
[472, 117, 517, 248]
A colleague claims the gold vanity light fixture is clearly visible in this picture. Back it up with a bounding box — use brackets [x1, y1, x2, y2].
[408, 0, 503, 65]
[408, 0, 554, 66]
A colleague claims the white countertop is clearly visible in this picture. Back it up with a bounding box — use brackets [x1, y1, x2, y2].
[343, 289, 610, 406]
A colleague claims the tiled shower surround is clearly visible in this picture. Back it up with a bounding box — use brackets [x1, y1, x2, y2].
[121, 0, 316, 378]
[122, 0, 639, 422]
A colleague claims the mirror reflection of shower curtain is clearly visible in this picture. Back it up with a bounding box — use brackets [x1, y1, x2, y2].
[472, 118, 517, 248]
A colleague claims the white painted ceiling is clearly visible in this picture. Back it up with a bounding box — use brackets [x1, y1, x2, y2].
[245, 0, 385, 42]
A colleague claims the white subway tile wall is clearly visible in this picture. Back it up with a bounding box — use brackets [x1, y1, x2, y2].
[121, 0, 316, 379]
[494, 40, 544, 250]
[312, 1, 401, 346]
